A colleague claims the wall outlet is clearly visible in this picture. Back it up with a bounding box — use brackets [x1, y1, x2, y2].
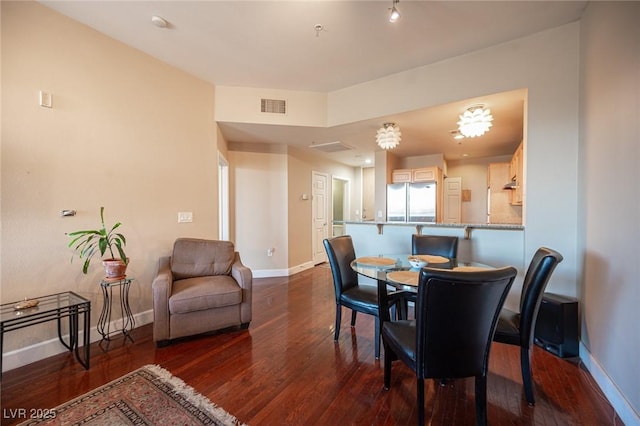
[178, 212, 193, 223]
[267, 247, 275, 256]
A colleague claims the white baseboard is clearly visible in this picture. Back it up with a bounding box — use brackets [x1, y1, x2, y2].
[2, 309, 154, 373]
[579, 342, 639, 426]
[252, 261, 316, 278]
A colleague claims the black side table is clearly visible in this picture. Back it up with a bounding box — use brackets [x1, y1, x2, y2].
[97, 277, 135, 349]
[1, 292, 90, 376]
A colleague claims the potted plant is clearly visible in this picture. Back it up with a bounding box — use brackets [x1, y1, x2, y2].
[67, 207, 128, 278]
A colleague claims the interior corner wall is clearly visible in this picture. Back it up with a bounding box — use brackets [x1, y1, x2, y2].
[1, 1, 218, 357]
[286, 146, 360, 269]
[579, 2, 640, 421]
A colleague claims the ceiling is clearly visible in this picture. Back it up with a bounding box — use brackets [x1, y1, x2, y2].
[40, 1, 587, 166]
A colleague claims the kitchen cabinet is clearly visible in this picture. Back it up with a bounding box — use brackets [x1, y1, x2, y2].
[413, 167, 438, 182]
[391, 169, 413, 183]
[488, 162, 522, 224]
[391, 167, 439, 183]
[509, 142, 524, 206]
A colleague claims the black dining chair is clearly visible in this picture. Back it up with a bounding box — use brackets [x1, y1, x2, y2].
[493, 247, 564, 405]
[412, 234, 459, 258]
[380, 267, 517, 426]
[324, 235, 402, 359]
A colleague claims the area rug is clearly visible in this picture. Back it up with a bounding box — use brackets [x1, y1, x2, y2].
[19, 364, 246, 425]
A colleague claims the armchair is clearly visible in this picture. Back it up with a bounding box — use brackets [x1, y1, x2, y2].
[152, 238, 252, 346]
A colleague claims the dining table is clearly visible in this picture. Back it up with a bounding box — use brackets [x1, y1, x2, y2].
[351, 254, 497, 321]
[351, 253, 495, 291]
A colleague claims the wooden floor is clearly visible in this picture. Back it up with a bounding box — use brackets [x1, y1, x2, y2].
[1, 265, 623, 425]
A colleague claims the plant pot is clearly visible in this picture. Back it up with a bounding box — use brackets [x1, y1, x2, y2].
[102, 259, 128, 279]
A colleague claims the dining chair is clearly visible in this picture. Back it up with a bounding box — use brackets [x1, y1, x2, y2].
[411, 234, 459, 258]
[493, 247, 564, 405]
[324, 235, 402, 359]
[380, 267, 517, 426]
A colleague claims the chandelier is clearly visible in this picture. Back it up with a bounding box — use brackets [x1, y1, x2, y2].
[376, 123, 401, 149]
[457, 105, 493, 137]
[389, 0, 401, 23]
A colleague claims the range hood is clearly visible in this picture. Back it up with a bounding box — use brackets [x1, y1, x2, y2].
[503, 180, 517, 189]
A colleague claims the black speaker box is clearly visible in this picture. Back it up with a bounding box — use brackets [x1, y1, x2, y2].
[534, 293, 579, 358]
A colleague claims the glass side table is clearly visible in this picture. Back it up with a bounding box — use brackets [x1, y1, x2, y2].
[97, 277, 135, 349]
[1, 292, 91, 376]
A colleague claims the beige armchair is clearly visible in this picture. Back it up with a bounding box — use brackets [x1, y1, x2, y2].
[152, 238, 252, 346]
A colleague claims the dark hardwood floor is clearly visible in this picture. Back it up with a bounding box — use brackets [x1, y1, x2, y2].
[1, 265, 623, 425]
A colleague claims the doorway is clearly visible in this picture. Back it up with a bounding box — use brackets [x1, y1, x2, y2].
[332, 177, 349, 237]
[218, 152, 229, 241]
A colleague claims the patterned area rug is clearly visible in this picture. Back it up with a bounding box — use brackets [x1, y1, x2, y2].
[19, 364, 245, 425]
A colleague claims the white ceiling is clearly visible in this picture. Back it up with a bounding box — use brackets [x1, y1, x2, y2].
[40, 1, 587, 166]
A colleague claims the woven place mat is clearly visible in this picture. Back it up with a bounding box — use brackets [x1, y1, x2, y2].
[453, 266, 491, 272]
[386, 271, 419, 286]
[413, 254, 450, 264]
[355, 257, 396, 268]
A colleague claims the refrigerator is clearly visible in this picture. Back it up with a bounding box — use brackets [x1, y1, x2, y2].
[387, 182, 437, 223]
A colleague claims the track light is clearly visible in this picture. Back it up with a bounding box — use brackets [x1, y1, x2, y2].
[389, 0, 401, 23]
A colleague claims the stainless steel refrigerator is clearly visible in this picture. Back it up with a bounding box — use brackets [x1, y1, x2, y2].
[387, 182, 437, 222]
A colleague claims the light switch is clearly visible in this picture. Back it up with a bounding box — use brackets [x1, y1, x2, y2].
[178, 212, 193, 223]
[39, 91, 52, 108]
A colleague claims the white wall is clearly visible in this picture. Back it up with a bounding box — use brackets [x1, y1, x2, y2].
[579, 2, 640, 423]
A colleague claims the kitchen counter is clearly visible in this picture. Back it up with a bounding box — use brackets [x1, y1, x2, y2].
[344, 221, 523, 238]
[343, 221, 526, 304]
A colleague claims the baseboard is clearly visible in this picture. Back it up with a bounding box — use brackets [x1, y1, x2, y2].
[579, 341, 639, 425]
[252, 261, 316, 278]
[1, 309, 154, 373]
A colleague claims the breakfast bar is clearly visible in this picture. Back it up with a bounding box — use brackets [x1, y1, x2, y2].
[344, 221, 525, 309]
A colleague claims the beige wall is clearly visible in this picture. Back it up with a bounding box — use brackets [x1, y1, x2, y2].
[228, 143, 289, 272]
[1, 2, 219, 352]
[229, 142, 358, 276]
[579, 2, 640, 421]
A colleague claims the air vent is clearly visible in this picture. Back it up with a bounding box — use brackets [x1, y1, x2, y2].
[308, 141, 353, 153]
[261, 98, 287, 114]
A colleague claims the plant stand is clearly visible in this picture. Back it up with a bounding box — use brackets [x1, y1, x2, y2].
[97, 277, 135, 350]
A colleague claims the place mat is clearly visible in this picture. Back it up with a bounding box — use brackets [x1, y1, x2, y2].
[355, 257, 396, 267]
[386, 271, 419, 286]
[413, 254, 450, 264]
[453, 266, 490, 272]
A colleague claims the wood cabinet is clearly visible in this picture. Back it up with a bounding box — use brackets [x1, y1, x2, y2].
[488, 162, 522, 224]
[509, 142, 524, 206]
[391, 169, 413, 183]
[413, 167, 437, 182]
[391, 167, 439, 183]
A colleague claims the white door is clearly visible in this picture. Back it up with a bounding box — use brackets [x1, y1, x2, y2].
[443, 177, 462, 223]
[312, 171, 329, 264]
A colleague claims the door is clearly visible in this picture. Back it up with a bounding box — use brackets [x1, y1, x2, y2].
[443, 177, 462, 223]
[312, 171, 329, 264]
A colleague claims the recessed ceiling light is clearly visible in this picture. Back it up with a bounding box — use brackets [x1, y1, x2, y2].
[151, 15, 168, 28]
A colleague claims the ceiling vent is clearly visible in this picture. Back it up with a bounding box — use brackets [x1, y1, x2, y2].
[261, 98, 287, 114]
[308, 141, 353, 153]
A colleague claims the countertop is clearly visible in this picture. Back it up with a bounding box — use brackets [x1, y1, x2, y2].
[343, 221, 524, 230]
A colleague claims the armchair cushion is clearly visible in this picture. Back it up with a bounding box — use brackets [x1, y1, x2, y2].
[171, 238, 235, 279]
[169, 275, 242, 314]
